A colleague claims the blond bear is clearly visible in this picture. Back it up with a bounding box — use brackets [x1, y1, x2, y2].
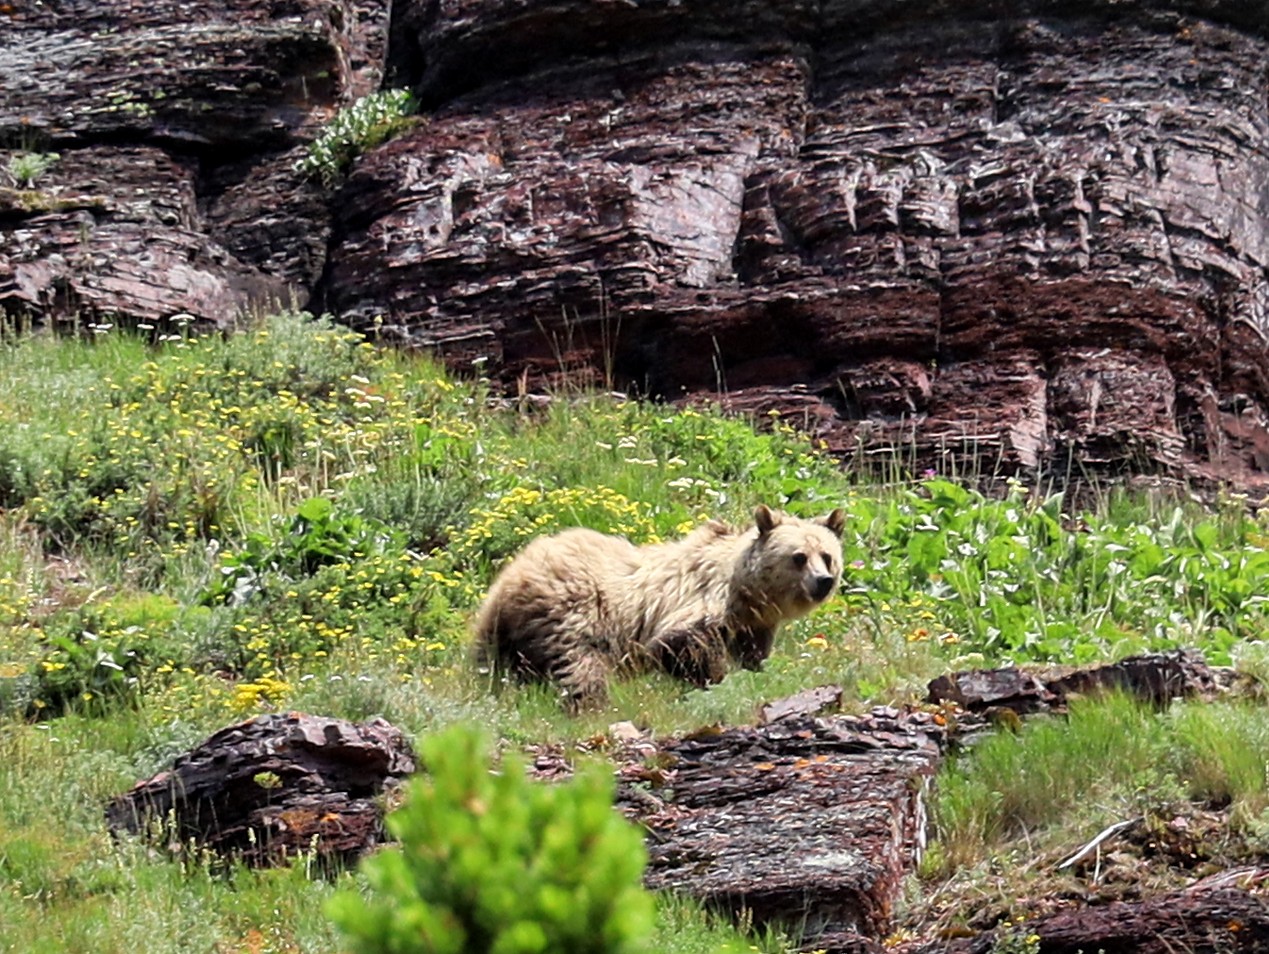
[473, 504, 845, 708]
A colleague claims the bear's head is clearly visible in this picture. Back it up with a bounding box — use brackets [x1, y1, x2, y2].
[744, 504, 846, 623]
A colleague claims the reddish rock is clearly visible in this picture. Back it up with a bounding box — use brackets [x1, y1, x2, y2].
[759, 684, 845, 724]
[902, 871, 1269, 954]
[0, 0, 355, 147]
[0, 145, 292, 328]
[927, 648, 1227, 714]
[621, 708, 945, 944]
[7, 0, 1269, 487]
[322, 2, 1269, 488]
[105, 712, 416, 866]
[0, 0, 389, 328]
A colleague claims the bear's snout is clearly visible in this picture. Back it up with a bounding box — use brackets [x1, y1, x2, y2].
[810, 574, 836, 601]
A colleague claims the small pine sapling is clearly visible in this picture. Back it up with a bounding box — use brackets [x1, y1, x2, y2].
[326, 725, 656, 954]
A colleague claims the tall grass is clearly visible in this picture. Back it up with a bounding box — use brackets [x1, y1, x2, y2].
[927, 694, 1269, 877]
[0, 704, 341, 953]
[929, 694, 1172, 871]
[1172, 702, 1269, 820]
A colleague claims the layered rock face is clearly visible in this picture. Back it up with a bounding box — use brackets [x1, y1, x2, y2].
[5, 1, 1269, 486]
[325, 0, 1269, 486]
[0, 0, 385, 328]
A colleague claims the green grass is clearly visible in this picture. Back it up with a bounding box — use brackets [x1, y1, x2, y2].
[1, 310, 1269, 950]
[915, 692, 1269, 938]
[928, 693, 1176, 872]
[0, 706, 340, 953]
[1171, 701, 1269, 820]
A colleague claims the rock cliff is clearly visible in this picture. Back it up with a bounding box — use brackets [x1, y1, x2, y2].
[4, 1, 1269, 487]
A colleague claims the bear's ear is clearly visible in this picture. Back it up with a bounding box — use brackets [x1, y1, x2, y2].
[819, 508, 846, 538]
[754, 504, 780, 535]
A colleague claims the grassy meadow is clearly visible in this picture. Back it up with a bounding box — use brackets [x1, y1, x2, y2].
[2, 311, 1269, 951]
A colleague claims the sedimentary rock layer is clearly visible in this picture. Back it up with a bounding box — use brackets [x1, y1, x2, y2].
[4, 1, 1269, 486]
[0, 0, 378, 327]
[323, 1, 1269, 486]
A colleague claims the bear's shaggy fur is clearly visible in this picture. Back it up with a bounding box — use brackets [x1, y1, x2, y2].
[473, 505, 845, 708]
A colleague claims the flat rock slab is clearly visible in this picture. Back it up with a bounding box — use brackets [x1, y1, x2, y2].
[619, 708, 945, 945]
[618, 650, 1241, 949]
[105, 712, 415, 866]
[903, 869, 1269, 954]
[760, 684, 845, 724]
[927, 648, 1229, 715]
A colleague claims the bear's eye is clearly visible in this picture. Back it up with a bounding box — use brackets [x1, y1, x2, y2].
[792, 552, 808, 569]
[822, 553, 834, 572]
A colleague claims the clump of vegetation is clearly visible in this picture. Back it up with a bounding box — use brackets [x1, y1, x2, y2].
[925, 691, 1269, 881]
[200, 496, 402, 607]
[27, 602, 163, 717]
[841, 477, 1269, 665]
[912, 691, 1269, 939]
[927, 693, 1174, 873]
[296, 89, 418, 186]
[5, 151, 60, 189]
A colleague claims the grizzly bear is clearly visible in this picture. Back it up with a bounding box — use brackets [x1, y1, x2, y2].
[473, 504, 845, 708]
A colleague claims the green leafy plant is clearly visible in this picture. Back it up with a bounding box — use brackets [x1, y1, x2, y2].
[201, 496, 401, 607]
[0, 440, 37, 509]
[326, 725, 656, 954]
[6, 151, 60, 189]
[191, 496, 451, 678]
[839, 477, 1269, 665]
[988, 924, 1041, 954]
[342, 466, 475, 552]
[26, 597, 182, 716]
[296, 89, 417, 186]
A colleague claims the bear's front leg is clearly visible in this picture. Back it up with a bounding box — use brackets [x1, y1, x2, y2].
[731, 627, 775, 671]
[646, 624, 730, 687]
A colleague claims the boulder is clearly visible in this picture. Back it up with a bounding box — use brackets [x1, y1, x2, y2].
[105, 712, 416, 866]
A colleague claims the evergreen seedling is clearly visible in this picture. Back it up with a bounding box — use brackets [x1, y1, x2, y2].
[327, 725, 656, 954]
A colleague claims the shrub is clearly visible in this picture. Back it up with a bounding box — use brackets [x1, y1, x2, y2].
[193, 496, 457, 678]
[24, 594, 185, 716]
[343, 469, 475, 552]
[326, 725, 656, 954]
[193, 548, 461, 680]
[0, 442, 35, 509]
[201, 496, 401, 607]
[6, 151, 60, 189]
[296, 89, 418, 186]
[445, 484, 660, 579]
